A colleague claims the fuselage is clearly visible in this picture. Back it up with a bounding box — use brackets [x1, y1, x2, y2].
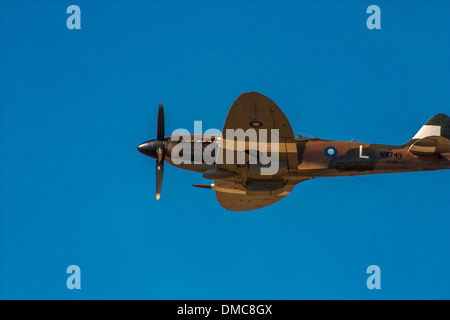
[156, 135, 450, 180]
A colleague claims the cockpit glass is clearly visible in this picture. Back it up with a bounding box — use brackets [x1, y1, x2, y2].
[294, 132, 316, 140]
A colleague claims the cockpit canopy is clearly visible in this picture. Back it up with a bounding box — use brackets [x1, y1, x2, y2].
[294, 132, 317, 140]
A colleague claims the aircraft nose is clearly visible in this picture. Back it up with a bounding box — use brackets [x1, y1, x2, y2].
[138, 140, 158, 159]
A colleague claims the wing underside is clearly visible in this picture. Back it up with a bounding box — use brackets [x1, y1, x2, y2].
[214, 178, 302, 211]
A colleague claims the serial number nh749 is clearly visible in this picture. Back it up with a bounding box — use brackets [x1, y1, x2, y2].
[379, 151, 402, 160]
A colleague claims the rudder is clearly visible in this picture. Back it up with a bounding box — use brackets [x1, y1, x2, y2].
[412, 114, 450, 140]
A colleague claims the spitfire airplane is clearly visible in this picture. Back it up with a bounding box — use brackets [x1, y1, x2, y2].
[138, 92, 450, 211]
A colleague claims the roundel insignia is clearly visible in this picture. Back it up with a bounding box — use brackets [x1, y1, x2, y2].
[249, 121, 263, 128]
[324, 146, 337, 158]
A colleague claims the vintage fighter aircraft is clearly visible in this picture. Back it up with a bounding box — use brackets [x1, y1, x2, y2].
[138, 92, 450, 211]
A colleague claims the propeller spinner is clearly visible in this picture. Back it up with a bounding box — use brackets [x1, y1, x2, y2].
[138, 102, 166, 200]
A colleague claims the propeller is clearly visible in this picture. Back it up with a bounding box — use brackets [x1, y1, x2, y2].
[155, 102, 165, 200]
[138, 102, 166, 200]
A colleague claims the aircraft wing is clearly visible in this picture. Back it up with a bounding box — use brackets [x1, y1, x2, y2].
[217, 91, 298, 174]
[213, 92, 302, 211]
[214, 178, 305, 211]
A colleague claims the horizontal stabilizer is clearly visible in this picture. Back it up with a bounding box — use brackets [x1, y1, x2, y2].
[409, 136, 450, 156]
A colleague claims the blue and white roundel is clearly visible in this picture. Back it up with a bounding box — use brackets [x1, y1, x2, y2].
[324, 146, 337, 158]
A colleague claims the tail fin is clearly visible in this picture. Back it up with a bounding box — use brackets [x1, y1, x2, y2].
[408, 114, 450, 156]
[411, 114, 450, 140]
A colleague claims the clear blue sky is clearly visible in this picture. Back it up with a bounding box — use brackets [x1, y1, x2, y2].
[1, 0, 450, 299]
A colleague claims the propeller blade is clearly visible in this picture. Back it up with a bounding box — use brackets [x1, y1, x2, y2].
[139, 102, 166, 200]
[156, 160, 164, 200]
[157, 102, 165, 141]
[156, 102, 165, 200]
